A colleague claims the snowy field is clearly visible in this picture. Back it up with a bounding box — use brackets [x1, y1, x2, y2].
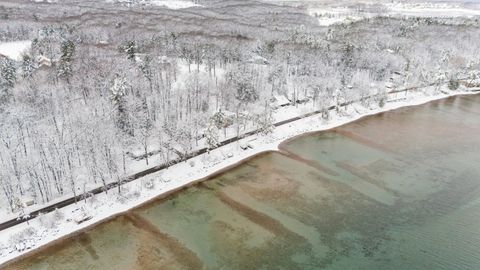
[309, 2, 480, 26]
[386, 2, 480, 17]
[1, 83, 478, 265]
[0, 41, 31, 61]
[263, 0, 480, 26]
[105, 0, 202, 9]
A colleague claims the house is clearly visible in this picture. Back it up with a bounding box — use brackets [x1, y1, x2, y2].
[386, 71, 406, 90]
[19, 196, 35, 207]
[271, 94, 290, 108]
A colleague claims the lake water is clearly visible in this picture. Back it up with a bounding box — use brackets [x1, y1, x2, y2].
[5, 94, 480, 270]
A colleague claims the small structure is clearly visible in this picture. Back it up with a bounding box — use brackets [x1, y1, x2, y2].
[36, 55, 52, 69]
[239, 142, 249, 150]
[385, 81, 395, 90]
[247, 54, 268, 65]
[20, 196, 35, 207]
[97, 40, 110, 47]
[271, 94, 290, 108]
[387, 71, 406, 91]
[73, 207, 93, 224]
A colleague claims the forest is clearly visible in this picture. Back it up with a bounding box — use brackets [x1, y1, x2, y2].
[0, 0, 479, 219]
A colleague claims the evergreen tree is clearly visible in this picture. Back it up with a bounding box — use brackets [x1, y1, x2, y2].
[134, 96, 153, 165]
[448, 77, 459, 91]
[0, 58, 16, 101]
[211, 110, 230, 137]
[58, 39, 75, 83]
[125, 40, 136, 61]
[110, 75, 133, 136]
[227, 65, 259, 104]
[139, 55, 153, 91]
[21, 54, 35, 79]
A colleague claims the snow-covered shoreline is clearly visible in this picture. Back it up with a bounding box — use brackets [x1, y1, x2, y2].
[307, 1, 480, 26]
[0, 88, 478, 266]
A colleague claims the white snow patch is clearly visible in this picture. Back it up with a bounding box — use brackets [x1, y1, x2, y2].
[0, 41, 32, 61]
[150, 0, 201, 9]
[386, 3, 480, 18]
[307, 2, 480, 26]
[309, 8, 366, 26]
[32, 0, 58, 3]
[106, 0, 201, 9]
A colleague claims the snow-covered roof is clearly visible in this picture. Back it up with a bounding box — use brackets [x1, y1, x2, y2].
[35, 55, 53, 69]
[247, 54, 268, 65]
[385, 81, 395, 89]
[271, 94, 290, 107]
[222, 110, 237, 117]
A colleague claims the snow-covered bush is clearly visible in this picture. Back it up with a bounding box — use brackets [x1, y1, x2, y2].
[143, 178, 155, 190]
[37, 212, 56, 229]
[8, 227, 37, 249]
[88, 194, 99, 207]
[448, 78, 459, 90]
[53, 208, 65, 222]
[117, 187, 141, 204]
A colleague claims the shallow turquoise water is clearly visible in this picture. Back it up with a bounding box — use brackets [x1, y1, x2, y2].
[5, 94, 480, 270]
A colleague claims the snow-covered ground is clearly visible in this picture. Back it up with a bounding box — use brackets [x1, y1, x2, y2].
[305, 1, 480, 26]
[0, 82, 478, 265]
[31, 0, 58, 3]
[386, 2, 480, 17]
[308, 7, 367, 26]
[150, 0, 201, 9]
[0, 41, 31, 61]
[105, 0, 202, 9]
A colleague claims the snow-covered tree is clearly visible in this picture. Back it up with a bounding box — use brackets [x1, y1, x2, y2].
[254, 102, 274, 135]
[58, 39, 75, 83]
[211, 110, 230, 137]
[0, 57, 16, 101]
[124, 40, 136, 61]
[20, 54, 35, 79]
[139, 55, 153, 92]
[204, 123, 219, 152]
[228, 65, 259, 105]
[110, 74, 132, 136]
[133, 97, 153, 165]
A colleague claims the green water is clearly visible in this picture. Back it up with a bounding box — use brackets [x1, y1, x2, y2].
[5, 94, 480, 270]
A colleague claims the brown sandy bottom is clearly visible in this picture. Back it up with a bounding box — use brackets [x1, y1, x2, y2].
[132, 152, 408, 269]
[3, 214, 197, 270]
[332, 95, 480, 155]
